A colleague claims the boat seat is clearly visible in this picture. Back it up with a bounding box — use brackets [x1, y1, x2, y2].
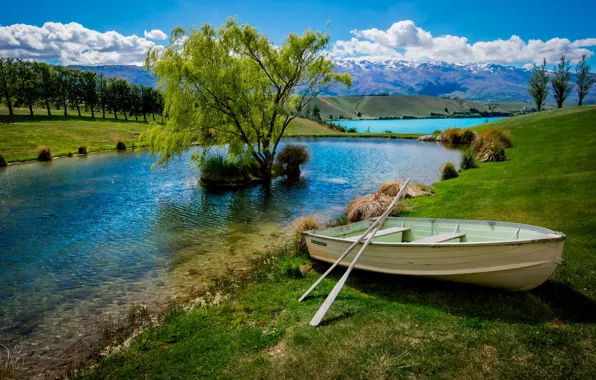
[411, 232, 466, 243]
[346, 227, 410, 242]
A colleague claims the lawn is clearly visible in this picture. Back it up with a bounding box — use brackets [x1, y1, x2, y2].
[82, 106, 596, 379]
[0, 110, 416, 162]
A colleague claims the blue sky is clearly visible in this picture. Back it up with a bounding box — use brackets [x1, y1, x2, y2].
[1, 0, 595, 67]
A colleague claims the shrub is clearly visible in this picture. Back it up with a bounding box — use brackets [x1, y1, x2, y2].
[377, 181, 426, 198]
[441, 162, 459, 181]
[441, 128, 463, 144]
[200, 154, 260, 184]
[36, 145, 52, 161]
[460, 149, 478, 170]
[460, 129, 476, 144]
[476, 142, 506, 162]
[347, 127, 357, 133]
[67, 152, 73, 157]
[346, 193, 393, 222]
[0, 154, 7, 167]
[432, 129, 442, 135]
[275, 144, 310, 177]
[472, 127, 513, 150]
[293, 215, 320, 252]
[78, 146, 88, 155]
[384, 130, 393, 134]
[116, 141, 127, 150]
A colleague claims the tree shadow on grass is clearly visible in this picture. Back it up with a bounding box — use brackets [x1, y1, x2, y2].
[312, 263, 596, 325]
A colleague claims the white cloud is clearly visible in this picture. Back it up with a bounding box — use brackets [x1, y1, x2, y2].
[332, 20, 596, 65]
[0, 22, 159, 65]
[144, 29, 167, 40]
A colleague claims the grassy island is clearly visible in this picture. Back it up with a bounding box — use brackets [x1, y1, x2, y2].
[78, 106, 596, 379]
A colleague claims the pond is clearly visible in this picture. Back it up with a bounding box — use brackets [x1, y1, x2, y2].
[331, 117, 505, 134]
[0, 137, 461, 375]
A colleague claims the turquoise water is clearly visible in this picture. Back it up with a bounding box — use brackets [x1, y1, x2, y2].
[332, 117, 505, 133]
[0, 138, 461, 375]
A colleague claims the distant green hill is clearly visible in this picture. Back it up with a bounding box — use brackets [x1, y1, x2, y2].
[311, 95, 536, 119]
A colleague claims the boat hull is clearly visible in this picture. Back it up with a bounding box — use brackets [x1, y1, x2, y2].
[304, 222, 565, 291]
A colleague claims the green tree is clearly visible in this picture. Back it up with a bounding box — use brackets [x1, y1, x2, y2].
[98, 73, 108, 118]
[34, 62, 56, 116]
[55, 66, 71, 116]
[551, 55, 574, 109]
[144, 19, 351, 179]
[576, 54, 595, 106]
[69, 69, 83, 116]
[128, 84, 143, 121]
[15, 59, 37, 116]
[312, 104, 321, 120]
[81, 71, 98, 117]
[107, 77, 129, 120]
[528, 59, 550, 112]
[0, 58, 17, 116]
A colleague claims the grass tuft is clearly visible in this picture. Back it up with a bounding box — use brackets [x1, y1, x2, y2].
[377, 181, 426, 198]
[460, 149, 479, 170]
[440, 162, 459, 181]
[325, 214, 350, 228]
[293, 216, 320, 252]
[346, 193, 393, 222]
[116, 141, 127, 151]
[275, 145, 310, 177]
[0, 154, 6, 167]
[36, 145, 52, 161]
[78, 146, 88, 155]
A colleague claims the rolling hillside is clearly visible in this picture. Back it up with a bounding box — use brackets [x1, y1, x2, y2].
[312, 95, 530, 119]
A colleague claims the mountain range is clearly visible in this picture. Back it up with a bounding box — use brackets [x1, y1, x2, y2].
[71, 60, 591, 102]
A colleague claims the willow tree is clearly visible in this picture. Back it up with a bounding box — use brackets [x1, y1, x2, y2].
[143, 19, 351, 179]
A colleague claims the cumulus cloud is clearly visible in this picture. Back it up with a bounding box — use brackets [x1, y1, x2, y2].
[332, 20, 596, 65]
[144, 29, 167, 40]
[0, 22, 158, 65]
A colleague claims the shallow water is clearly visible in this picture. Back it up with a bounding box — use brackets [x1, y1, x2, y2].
[0, 137, 461, 375]
[332, 117, 505, 133]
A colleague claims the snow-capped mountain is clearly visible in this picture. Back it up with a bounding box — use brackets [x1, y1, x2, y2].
[329, 60, 534, 100]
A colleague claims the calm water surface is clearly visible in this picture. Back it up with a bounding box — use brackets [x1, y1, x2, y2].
[0, 138, 461, 375]
[333, 117, 505, 133]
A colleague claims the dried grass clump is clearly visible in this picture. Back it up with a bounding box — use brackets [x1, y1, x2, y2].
[276, 144, 310, 177]
[346, 193, 393, 222]
[0, 154, 7, 167]
[36, 145, 52, 161]
[78, 145, 88, 154]
[476, 141, 506, 162]
[460, 149, 478, 170]
[377, 181, 426, 198]
[441, 162, 459, 181]
[293, 215, 320, 251]
[440, 128, 476, 144]
[116, 141, 127, 150]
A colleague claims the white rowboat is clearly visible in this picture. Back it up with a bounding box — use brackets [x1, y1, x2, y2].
[302, 217, 566, 291]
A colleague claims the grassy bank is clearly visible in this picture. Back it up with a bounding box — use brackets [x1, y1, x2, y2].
[80, 106, 596, 379]
[0, 111, 416, 163]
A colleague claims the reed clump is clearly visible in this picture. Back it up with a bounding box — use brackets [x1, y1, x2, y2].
[36, 145, 53, 161]
[460, 149, 478, 170]
[440, 128, 476, 144]
[377, 181, 426, 198]
[346, 193, 393, 222]
[78, 146, 88, 155]
[0, 154, 7, 167]
[275, 144, 310, 177]
[472, 127, 512, 162]
[441, 162, 459, 181]
[116, 141, 127, 151]
[293, 215, 320, 252]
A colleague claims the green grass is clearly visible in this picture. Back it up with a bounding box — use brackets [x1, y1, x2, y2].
[82, 106, 596, 379]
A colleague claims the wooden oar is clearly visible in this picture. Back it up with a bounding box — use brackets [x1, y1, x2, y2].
[306, 179, 411, 326]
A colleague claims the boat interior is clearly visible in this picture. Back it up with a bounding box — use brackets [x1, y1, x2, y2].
[311, 217, 555, 244]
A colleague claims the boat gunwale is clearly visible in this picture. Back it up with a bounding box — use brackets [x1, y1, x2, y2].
[302, 217, 566, 248]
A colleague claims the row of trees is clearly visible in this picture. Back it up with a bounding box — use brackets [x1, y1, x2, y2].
[0, 58, 164, 121]
[529, 54, 595, 111]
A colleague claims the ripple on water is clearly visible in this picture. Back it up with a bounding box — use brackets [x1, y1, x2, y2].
[0, 138, 461, 376]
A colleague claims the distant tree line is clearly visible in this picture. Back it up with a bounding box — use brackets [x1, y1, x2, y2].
[0, 57, 164, 121]
[528, 54, 595, 111]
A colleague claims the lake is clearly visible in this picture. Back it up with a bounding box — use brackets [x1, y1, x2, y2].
[332, 117, 505, 134]
[0, 138, 461, 376]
